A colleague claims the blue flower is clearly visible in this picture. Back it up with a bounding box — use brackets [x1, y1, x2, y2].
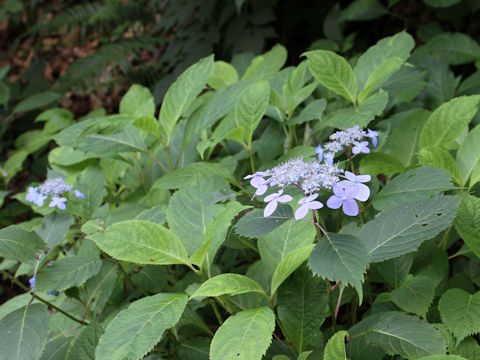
[49, 196, 67, 210]
[352, 141, 370, 155]
[315, 145, 324, 161]
[74, 190, 86, 199]
[326, 185, 359, 216]
[29, 274, 36, 290]
[263, 190, 293, 217]
[47, 290, 59, 296]
[337, 171, 371, 201]
[26, 187, 47, 207]
[324, 152, 334, 165]
[295, 193, 323, 220]
[366, 129, 378, 147]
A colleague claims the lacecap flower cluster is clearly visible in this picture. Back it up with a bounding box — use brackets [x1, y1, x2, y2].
[245, 126, 378, 219]
[25, 177, 85, 210]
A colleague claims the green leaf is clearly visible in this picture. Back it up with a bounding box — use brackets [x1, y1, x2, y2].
[324, 330, 349, 360]
[373, 167, 455, 211]
[119, 84, 155, 118]
[40, 337, 71, 360]
[277, 267, 328, 353]
[48, 147, 90, 166]
[0, 81, 10, 106]
[359, 152, 404, 177]
[242, 45, 287, 81]
[234, 205, 293, 238]
[438, 289, 480, 343]
[457, 124, 480, 187]
[35, 256, 102, 291]
[355, 31, 414, 102]
[424, 32, 480, 65]
[191, 274, 266, 299]
[308, 233, 370, 301]
[159, 55, 214, 144]
[210, 307, 275, 360]
[87, 220, 190, 266]
[364, 312, 446, 358]
[287, 99, 326, 125]
[208, 61, 239, 90]
[13, 92, 61, 114]
[166, 175, 225, 255]
[417, 356, 467, 360]
[0, 294, 40, 322]
[455, 195, 480, 258]
[419, 95, 480, 149]
[71, 166, 106, 220]
[359, 195, 460, 262]
[133, 116, 158, 138]
[391, 275, 436, 317]
[418, 147, 462, 185]
[327, 90, 388, 129]
[0, 304, 48, 360]
[35, 212, 74, 249]
[83, 261, 118, 313]
[234, 80, 270, 147]
[304, 50, 358, 103]
[4, 150, 28, 183]
[386, 109, 430, 166]
[95, 293, 188, 360]
[271, 245, 314, 296]
[67, 320, 104, 360]
[258, 219, 315, 275]
[377, 254, 413, 288]
[0, 225, 46, 263]
[178, 338, 210, 360]
[153, 162, 238, 189]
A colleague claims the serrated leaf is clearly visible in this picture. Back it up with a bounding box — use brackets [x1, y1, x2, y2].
[119, 84, 155, 118]
[35, 212, 74, 249]
[359, 195, 459, 262]
[271, 245, 314, 296]
[258, 219, 315, 275]
[277, 267, 328, 353]
[234, 80, 270, 147]
[35, 256, 101, 291]
[191, 274, 265, 298]
[419, 95, 480, 150]
[153, 162, 238, 189]
[87, 220, 190, 266]
[424, 32, 480, 65]
[0, 294, 40, 321]
[304, 50, 358, 103]
[166, 175, 225, 255]
[438, 289, 480, 343]
[0, 304, 48, 360]
[287, 99, 326, 125]
[40, 337, 71, 360]
[308, 233, 370, 301]
[67, 320, 103, 360]
[457, 124, 480, 187]
[234, 204, 293, 238]
[327, 90, 388, 129]
[71, 166, 106, 220]
[160, 55, 214, 144]
[95, 293, 187, 360]
[133, 116, 158, 137]
[364, 312, 446, 358]
[419, 147, 462, 185]
[178, 338, 210, 360]
[455, 195, 480, 258]
[208, 61, 238, 90]
[377, 254, 413, 288]
[373, 167, 455, 211]
[0, 225, 46, 263]
[13, 92, 61, 114]
[391, 275, 436, 317]
[83, 261, 118, 314]
[359, 152, 404, 177]
[210, 307, 275, 360]
[324, 330, 348, 360]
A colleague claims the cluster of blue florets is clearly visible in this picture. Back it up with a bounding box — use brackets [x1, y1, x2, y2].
[25, 177, 85, 210]
[245, 127, 378, 219]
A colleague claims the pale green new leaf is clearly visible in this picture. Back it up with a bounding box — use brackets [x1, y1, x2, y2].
[391, 275, 436, 317]
[0, 225, 46, 263]
[457, 124, 480, 187]
[271, 245, 314, 296]
[95, 293, 188, 360]
[210, 307, 275, 360]
[455, 195, 480, 258]
[359, 195, 459, 262]
[365, 312, 446, 358]
[287, 99, 326, 125]
[308, 233, 370, 301]
[358, 57, 403, 103]
[419, 95, 480, 149]
[87, 220, 190, 266]
[304, 50, 358, 103]
[190, 274, 265, 299]
[35, 256, 102, 291]
[438, 289, 480, 343]
[235, 204, 293, 238]
[234, 80, 270, 147]
[119, 84, 155, 118]
[324, 331, 348, 360]
[72, 166, 106, 220]
[419, 147, 462, 185]
[0, 304, 48, 360]
[208, 61, 238, 90]
[277, 267, 328, 353]
[373, 167, 455, 211]
[159, 55, 214, 144]
[258, 220, 315, 275]
[242, 44, 287, 81]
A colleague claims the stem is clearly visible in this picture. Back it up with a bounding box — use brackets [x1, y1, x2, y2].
[327, 280, 336, 333]
[115, 261, 149, 298]
[247, 148, 256, 173]
[335, 283, 345, 320]
[437, 224, 453, 249]
[147, 151, 169, 173]
[312, 209, 323, 242]
[210, 299, 223, 325]
[1, 270, 88, 325]
[344, 146, 355, 172]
